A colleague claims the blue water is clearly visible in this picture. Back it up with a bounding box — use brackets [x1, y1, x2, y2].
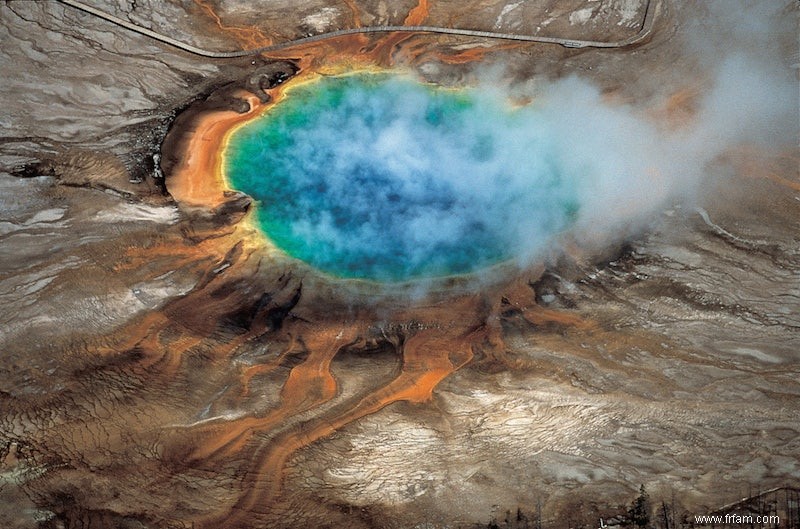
[224, 73, 578, 282]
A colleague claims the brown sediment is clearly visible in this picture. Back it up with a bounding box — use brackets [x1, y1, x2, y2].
[229, 331, 475, 521]
[260, 0, 435, 70]
[255, 6, 426, 73]
[390, 37, 526, 66]
[369, 0, 431, 64]
[727, 146, 800, 192]
[96, 233, 265, 373]
[406, 0, 431, 25]
[653, 84, 705, 130]
[431, 41, 526, 64]
[501, 277, 596, 330]
[182, 273, 600, 528]
[96, 235, 246, 364]
[193, 0, 273, 49]
[342, 0, 364, 28]
[187, 321, 364, 462]
[166, 92, 263, 207]
[198, 297, 487, 527]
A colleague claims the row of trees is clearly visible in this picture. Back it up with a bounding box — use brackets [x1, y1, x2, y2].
[480, 485, 797, 529]
[480, 485, 652, 529]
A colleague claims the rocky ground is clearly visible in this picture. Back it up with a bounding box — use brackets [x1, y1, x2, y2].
[1, 1, 798, 528]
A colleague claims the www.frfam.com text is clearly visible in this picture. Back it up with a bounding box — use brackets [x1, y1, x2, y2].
[694, 514, 780, 525]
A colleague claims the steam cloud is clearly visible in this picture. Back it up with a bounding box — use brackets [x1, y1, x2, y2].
[228, 75, 580, 281]
[227, 0, 797, 283]
[527, 0, 797, 245]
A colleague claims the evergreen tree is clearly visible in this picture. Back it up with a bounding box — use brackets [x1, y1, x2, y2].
[628, 485, 651, 528]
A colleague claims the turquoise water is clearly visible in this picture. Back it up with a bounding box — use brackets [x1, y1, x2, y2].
[225, 73, 578, 282]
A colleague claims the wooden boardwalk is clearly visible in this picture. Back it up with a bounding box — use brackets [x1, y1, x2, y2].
[58, 0, 658, 58]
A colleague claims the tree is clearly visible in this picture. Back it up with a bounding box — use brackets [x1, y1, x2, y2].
[628, 485, 651, 528]
[657, 500, 671, 529]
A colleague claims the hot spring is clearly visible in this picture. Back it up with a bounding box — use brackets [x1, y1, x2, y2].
[224, 72, 579, 282]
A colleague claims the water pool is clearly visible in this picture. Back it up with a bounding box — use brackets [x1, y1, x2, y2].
[224, 73, 578, 282]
